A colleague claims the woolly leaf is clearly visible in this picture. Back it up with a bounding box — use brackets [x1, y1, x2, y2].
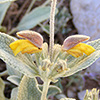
[0, 77, 5, 100]
[64, 39, 100, 77]
[0, 0, 16, 3]
[7, 75, 21, 86]
[17, 6, 58, 30]
[0, 32, 38, 78]
[17, 76, 41, 100]
[0, 2, 11, 24]
[39, 85, 62, 97]
[11, 87, 18, 100]
[6, 64, 22, 77]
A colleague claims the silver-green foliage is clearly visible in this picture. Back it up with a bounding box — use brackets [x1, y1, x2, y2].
[0, 2, 11, 25]
[11, 87, 18, 100]
[7, 75, 21, 86]
[0, 0, 16, 4]
[0, 77, 5, 100]
[0, 32, 39, 78]
[17, 6, 58, 30]
[63, 39, 100, 77]
[17, 76, 41, 100]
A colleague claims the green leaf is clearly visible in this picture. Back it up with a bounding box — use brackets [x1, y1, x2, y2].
[16, 6, 57, 30]
[7, 75, 21, 86]
[64, 39, 100, 77]
[17, 76, 41, 100]
[0, 49, 37, 78]
[0, 77, 5, 100]
[64, 50, 100, 77]
[0, 0, 16, 4]
[87, 39, 100, 50]
[0, 2, 11, 25]
[39, 85, 62, 97]
[0, 32, 38, 78]
[11, 87, 18, 100]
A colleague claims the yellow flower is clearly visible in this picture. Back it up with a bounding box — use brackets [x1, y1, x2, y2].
[9, 30, 43, 56]
[66, 43, 95, 57]
[62, 35, 95, 58]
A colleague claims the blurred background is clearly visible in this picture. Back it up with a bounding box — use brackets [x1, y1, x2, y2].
[0, 0, 100, 100]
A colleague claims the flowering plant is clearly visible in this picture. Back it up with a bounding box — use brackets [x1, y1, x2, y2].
[0, 0, 100, 100]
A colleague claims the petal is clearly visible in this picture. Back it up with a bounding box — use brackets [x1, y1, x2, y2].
[9, 39, 28, 50]
[75, 43, 95, 55]
[67, 48, 83, 58]
[62, 35, 90, 50]
[22, 46, 42, 54]
[9, 39, 41, 56]
[66, 43, 95, 58]
[17, 30, 43, 48]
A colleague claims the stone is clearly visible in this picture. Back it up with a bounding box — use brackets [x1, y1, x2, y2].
[70, 0, 100, 75]
[70, 0, 100, 40]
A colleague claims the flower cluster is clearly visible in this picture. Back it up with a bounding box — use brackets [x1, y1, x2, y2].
[10, 30, 95, 58]
[9, 30, 95, 81]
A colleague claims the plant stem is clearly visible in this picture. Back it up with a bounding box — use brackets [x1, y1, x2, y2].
[49, 0, 57, 62]
[41, 0, 50, 7]
[8, 28, 17, 35]
[26, 0, 36, 14]
[41, 79, 51, 100]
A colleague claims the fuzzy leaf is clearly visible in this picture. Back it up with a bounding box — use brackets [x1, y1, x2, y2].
[6, 64, 22, 77]
[64, 39, 100, 77]
[64, 50, 100, 77]
[0, 0, 16, 3]
[17, 76, 41, 100]
[0, 77, 5, 100]
[0, 32, 38, 78]
[7, 75, 21, 86]
[39, 85, 62, 97]
[11, 87, 18, 100]
[17, 6, 57, 30]
[0, 2, 11, 25]
[0, 49, 37, 77]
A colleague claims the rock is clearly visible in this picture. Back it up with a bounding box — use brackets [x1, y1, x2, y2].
[70, 0, 100, 40]
[78, 90, 86, 100]
[70, 0, 100, 75]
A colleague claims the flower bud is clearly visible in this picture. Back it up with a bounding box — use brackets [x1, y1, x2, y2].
[42, 59, 51, 71]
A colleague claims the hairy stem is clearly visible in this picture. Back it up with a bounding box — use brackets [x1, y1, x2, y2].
[41, 79, 51, 100]
[49, 0, 57, 61]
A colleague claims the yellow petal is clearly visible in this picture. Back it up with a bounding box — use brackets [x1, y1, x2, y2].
[67, 43, 95, 58]
[9, 39, 27, 50]
[9, 39, 42, 56]
[67, 48, 83, 58]
[74, 43, 95, 55]
[22, 46, 42, 54]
